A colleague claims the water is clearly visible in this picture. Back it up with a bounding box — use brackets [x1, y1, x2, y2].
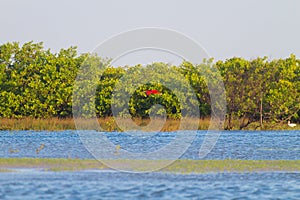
[0, 130, 299, 159]
[0, 130, 299, 199]
[0, 171, 299, 199]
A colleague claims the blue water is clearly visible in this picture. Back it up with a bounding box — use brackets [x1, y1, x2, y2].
[0, 171, 300, 199]
[0, 130, 300, 199]
[0, 130, 299, 159]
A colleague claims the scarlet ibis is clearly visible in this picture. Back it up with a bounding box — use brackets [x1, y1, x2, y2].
[145, 89, 161, 96]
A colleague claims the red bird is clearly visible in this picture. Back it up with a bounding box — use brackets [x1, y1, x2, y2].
[145, 89, 161, 96]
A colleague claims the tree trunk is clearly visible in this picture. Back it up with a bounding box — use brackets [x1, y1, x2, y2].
[227, 113, 232, 130]
[260, 91, 263, 129]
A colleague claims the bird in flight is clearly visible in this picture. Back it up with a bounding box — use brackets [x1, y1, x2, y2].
[145, 89, 161, 96]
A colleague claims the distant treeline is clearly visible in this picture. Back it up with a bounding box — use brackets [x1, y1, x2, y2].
[0, 42, 299, 129]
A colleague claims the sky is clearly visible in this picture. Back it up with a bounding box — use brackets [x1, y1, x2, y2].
[1, 0, 300, 65]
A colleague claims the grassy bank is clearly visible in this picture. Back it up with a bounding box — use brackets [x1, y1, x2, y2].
[0, 117, 210, 131]
[0, 117, 299, 131]
[0, 158, 300, 173]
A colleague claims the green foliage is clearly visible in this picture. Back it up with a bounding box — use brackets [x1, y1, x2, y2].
[216, 55, 300, 129]
[0, 41, 299, 129]
[265, 55, 300, 122]
[0, 42, 84, 118]
[95, 66, 125, 117]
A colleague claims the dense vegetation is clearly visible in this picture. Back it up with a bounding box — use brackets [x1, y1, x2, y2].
[0, 42, 299, 130]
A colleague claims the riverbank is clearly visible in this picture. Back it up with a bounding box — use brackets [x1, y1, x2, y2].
[0, 158, 300, 173]
[0, 117, 207, 131]
[0, 117, 298, 131]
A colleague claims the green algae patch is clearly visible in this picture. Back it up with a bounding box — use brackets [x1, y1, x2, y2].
[163, 160, 300, 173]
[0, 158, 300, 173]
[0, 158, 107, 172]
[0, 169, 15, 172]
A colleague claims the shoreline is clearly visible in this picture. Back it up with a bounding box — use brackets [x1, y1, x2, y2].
[0, 158, 300, 173]
[0, 117, 298, 131]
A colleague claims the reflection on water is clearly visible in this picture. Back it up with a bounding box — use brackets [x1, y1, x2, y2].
[0, 130, 299, 160]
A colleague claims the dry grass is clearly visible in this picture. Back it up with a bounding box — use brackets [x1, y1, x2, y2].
[0, 118, 76, 131]
[0, 117, 211, 131]
[0, 117, 298, 131]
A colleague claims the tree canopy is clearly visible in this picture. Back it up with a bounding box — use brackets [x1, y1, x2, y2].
[0, 42, 299, 129]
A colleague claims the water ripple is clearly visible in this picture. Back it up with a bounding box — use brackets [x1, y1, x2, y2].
[0, 130, 299, 160]
[0, 171, 299, 199]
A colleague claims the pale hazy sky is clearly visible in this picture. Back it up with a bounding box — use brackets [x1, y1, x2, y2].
[1, 0, 300, 62]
